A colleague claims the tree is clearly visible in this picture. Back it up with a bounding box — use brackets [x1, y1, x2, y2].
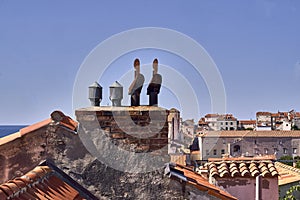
[281, 185, 300, 200]
[279, 155, 293, 166]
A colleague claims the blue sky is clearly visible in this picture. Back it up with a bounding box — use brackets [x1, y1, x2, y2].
[0, 1, 300, 124]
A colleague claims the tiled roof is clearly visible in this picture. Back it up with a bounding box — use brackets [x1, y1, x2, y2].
[166, 163, 237, 200]
[256, 112, 272, 116]
[239, 120, 256, 125]
[198, 130, 300, 138]
[206, 156, 278, 178]
[0, 111, 77, 146]
[0, 161, 97, 200]
[275, 162, 300, 186]
[204, 114, 237, 121]
[205, 114, 219, 118]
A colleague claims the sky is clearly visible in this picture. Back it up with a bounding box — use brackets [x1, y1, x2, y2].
[0, 0, 300, 125]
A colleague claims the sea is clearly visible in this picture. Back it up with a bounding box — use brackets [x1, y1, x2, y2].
[0, 125, 28, 138]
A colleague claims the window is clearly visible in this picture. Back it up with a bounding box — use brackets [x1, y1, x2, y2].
[221, 122, 223, 125]
[274, 148, 278, 154]
[230, 122, 233, 125]
[222, 139, 226, 144]
[279, 140, 283, 145]
[264, 148, 268, 154]
[206, 150, 209, 156]
[233, 145, 240, 153]
[213, 149, 217, 155]
[293, 148, 297, 154]
[225, 127, 228, 130]
[254, 140, 257, 145]
[225, 122, 228, 125]
[221, 149, 225, 154]
[283, 148, 287, 154]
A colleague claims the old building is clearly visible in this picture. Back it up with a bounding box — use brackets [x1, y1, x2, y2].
[237, 120, 256, 130]
[201, 114, 238, 131]
[199, 156, 279, 200]
[165, 163, 237, 200]
[256, 112, 272, 131]
[256, 110, 300, 131]
[196, 130, 300, 160]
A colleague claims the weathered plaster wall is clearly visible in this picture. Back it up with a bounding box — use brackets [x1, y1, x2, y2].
[216, 177, 278, 200]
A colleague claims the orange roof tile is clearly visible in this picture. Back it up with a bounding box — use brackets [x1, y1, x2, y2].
[198, 130, 300, 138]
[256, 112, 272, 116]
[206, 156, 278, 178]
[20, 118, 52, 136]
[173, 164, 237, 200]
[0, 111, 77, 146]
[205, 114, 219, 118]
[275, 162, 300, 186]
[0, 163, 96, 200]
[239, 120, 256, 125]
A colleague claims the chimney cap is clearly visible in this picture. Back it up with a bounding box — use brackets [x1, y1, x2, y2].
[89, 81, 102, 88]
[110, 81, 122, 88]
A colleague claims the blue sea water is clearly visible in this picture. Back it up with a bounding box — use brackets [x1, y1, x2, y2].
[0, 125, 27, 138]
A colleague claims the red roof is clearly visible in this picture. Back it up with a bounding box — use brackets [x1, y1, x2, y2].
[0, 111, 77, 146]
[256, 112, 272, 116]
[173, 164, 237, 200]
[198, 130, 300, 138]
[0, 164, 94, 200]
[239, 120, 256, 125]
[207, 156, 278, 178]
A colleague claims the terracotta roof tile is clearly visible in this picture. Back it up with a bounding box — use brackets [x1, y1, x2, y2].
[0, 164, 94, 200]
[256, 112, 272, 116]
[206, 156, 278, 178]
[239, 120, 256, 125]
[20, 118, 52, 136]
[275, 162, 300, 185]
[199, 130, 300, 138]
[0, 111, 78, 147]
[172, 164, 237, 200]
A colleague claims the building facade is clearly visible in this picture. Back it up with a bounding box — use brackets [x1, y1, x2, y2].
[197, 131, 300, 160]
[200, 114, 238, 131]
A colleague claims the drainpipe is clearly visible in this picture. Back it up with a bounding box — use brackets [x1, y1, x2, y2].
[256, 175, 261, 200]
[198, 136, 203, 160]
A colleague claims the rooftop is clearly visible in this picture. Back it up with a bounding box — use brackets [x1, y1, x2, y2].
[166, 163, 237, 200]
[0, 161, 97, 200]
[0, 111, 77, 146]
[205, 156, 278, 178]
[275, 162, 300, 186]
[197, 130, 300, 138]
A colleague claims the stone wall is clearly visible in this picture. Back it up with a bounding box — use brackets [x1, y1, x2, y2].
[0, 109, 225, 199]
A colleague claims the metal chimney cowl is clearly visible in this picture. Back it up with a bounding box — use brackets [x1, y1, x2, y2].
[109, 81, 123, 107]
[88, 81, 102, 106]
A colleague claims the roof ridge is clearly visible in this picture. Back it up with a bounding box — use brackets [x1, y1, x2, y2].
[0, 110, 78, 147]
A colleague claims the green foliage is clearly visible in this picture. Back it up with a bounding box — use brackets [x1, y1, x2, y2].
[281, 185, 300, 200]
[296, 161, 300, 169]
[292, 125, 300, 130]
[280, 156, 294, 166]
